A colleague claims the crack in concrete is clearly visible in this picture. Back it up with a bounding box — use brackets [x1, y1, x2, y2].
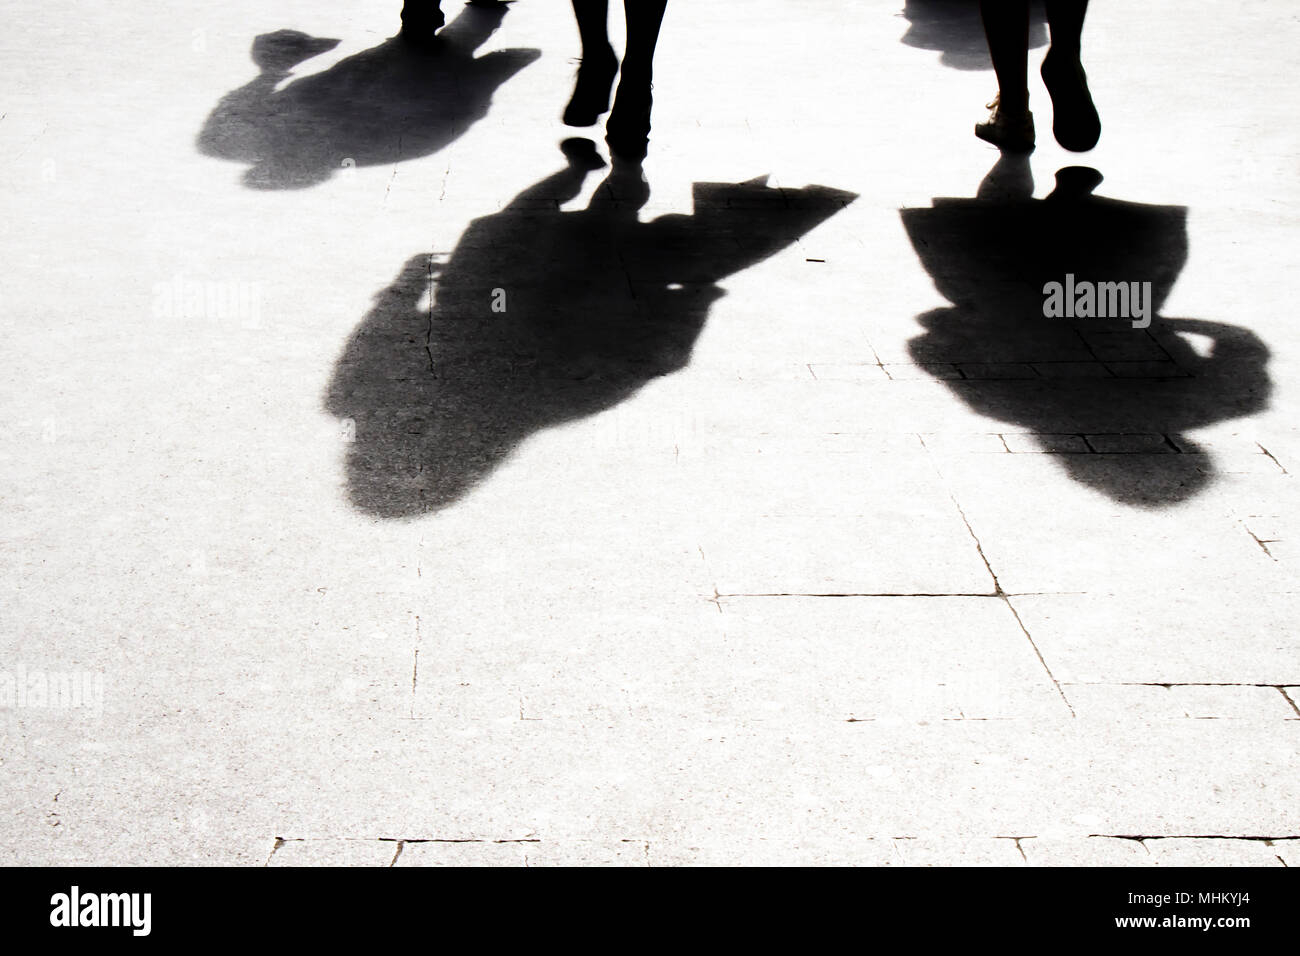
[1092, 834, 1299, 842]
[409, 614, 422, 719]
[1246, 527, 1278, 560]
[1092, 681, 1298, 688]
[905, 446, 1077, 717]
[1279, 687, 1300, 718]
[717, 591, 1087, 598]
[1009, 836, 1028, 862]
[716, 591, 1000, 598]
[265, 836, 288, 866]
[269, 833, 1291, 866]
[1257, 442, 1288, 474]
[382, 135, 404, 205]
[944, 489, 1074, 717]
[378, 837, 541, 844]
[1001, 598, 1073, 713]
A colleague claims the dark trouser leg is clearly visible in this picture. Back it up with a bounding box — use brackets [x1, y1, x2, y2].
[572, 0, 612, 57]
[606, 0, 668, 159]
[619, 0, 667, 81]
[1044, 0, 1088, 59]
[979, 0, 1030, 114]
[564, 0, 619, 126]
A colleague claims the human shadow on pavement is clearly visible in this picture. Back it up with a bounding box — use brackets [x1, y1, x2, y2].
[197, 4, 538, 189]
[899, 0, 1046, 70]
[901, 156, 1271, 506]
[325, 141, 856, 518]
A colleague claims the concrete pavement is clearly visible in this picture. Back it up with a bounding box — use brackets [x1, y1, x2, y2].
[1, 0, 1298, 865]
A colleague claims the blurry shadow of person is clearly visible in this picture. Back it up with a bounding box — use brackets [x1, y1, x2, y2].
[399, 0, 513, 47]
[975, 0, 1099, 152]
[900, 156, 1271, 506]
[197, 5, 537, 189]
[562, 0, 668, 161]
[324, 140, 856, 518]
[899, 0, 1046, 71]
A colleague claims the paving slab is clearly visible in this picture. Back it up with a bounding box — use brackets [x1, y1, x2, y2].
[1019, 837, 1155, 867]
[1011, 591, 1300, 686]
[267, 838, 398, 867]
[1063, 684, 1298, 722]
[2, 0, 1297, 867]
[1142, 839, 1288, 868]
[393, 841, 528, 867]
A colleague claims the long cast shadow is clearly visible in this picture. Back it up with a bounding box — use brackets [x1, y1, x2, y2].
[901, 156, 1271, 506]
[197, 5, 538, 189]
[325, 142, 856, 518]
[899, 0, 1046, 70]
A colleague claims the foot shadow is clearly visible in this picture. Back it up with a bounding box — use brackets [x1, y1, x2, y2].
[197, 5, 538, 189]
[325, 142, 857, 518]
[900, 156, 1271, 506]
[899, 0, 1047, 70]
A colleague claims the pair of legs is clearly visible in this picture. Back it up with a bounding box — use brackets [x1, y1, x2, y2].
[977, 0, 1099, 152]
[564, 0, 669, 161]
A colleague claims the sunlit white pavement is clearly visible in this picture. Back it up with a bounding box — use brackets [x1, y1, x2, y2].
[1, 0, 1297, 865]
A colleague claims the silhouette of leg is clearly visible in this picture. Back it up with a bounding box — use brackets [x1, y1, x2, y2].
[439, 0, 513, 53]
[1044, 0, 1086, 57]
[975, 0, 1034, 151]
[620, 0, 667, 80]
[564, 0, 620, 126]
[401, 0, 445, 46]
[1041, 0, 1100, 150]
[503, 138, 606, 213]
[606, 0, 668, 160]
[980, 0, 1029, 114]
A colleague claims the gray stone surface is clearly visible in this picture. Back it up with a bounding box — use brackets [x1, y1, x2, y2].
[1020, 837, 1155, 867]
[1142, 839, 1288, 868]
[1, 0, 1296, 865]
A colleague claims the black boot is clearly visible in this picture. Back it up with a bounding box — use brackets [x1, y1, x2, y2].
[605, 80, 652, 161]
[563, 45, 619, 127]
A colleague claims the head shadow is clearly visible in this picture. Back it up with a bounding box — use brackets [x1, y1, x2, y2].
[197, 5, 538, 189]
[900, 155, 1271, 506]
[899, 0, 1047, 70]
[325, 141, 857, 518]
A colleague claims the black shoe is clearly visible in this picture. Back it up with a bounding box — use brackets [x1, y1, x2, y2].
[1041, 52, 1101, 152]
[563, 47, 619, 127]
[605, 84, 652, 161]
[974, 95, 1036, 153]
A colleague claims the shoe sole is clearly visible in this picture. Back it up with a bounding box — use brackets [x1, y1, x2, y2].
[974, 118, 1035, 153]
